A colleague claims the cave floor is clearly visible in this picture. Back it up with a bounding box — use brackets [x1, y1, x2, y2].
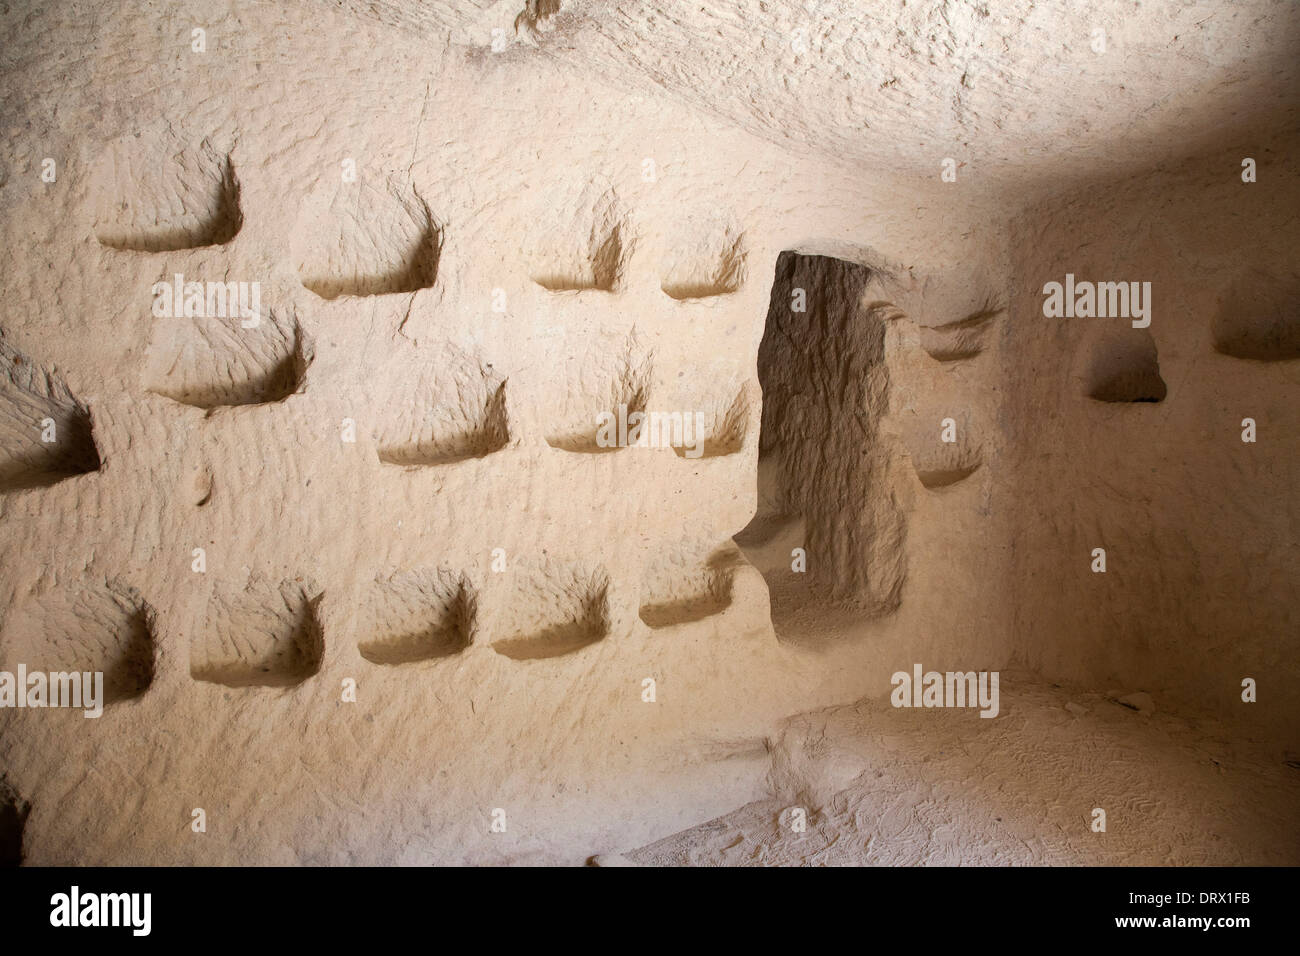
[622, 677, 1299, 866]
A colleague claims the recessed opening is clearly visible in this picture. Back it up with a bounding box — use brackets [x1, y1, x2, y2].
[899, 410, 984, 490]
[0, 585, 155, 704]
[1211, 271, 1300, 361]
[360, 569, 474, 664]
[295, 181, 441, 299]
[192, 579, 324, 687]
[917, 309, 999, 361]
[665, 381, 754, 460]
[142, 309, 311, 409]
[739, 251, 906, 628]
[660, 217, 746, 299]
[0, 780, 29, 867]
[92, 133, 242, 252]
[528, 186, 628, 292]
[1085, 328, 1167, 403]
[491, 565, 609, 660]
[544, 336, 652, 453]
[639, 546, 736, 628]
[377, 375, 509, 467]
[0, 341, 101, 493]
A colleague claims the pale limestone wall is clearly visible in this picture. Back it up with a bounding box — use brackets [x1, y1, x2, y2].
[0, 0, 1293, 864]
[1004, 148, 1300, 745]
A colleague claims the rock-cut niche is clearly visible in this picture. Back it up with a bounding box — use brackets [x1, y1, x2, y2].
[737, 251, 906, 629]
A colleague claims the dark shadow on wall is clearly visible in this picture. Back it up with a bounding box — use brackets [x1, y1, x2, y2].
[736, 251, 906, 639]
[0, 779, 30, 866]
[1003, 138, 1300, 738]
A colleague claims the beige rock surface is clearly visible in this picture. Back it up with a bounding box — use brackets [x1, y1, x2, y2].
[0, 0, 1295, 865]
[630, 676, 1300, 866]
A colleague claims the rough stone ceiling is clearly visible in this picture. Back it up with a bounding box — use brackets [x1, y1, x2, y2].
[329, 0, 1300, 192]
